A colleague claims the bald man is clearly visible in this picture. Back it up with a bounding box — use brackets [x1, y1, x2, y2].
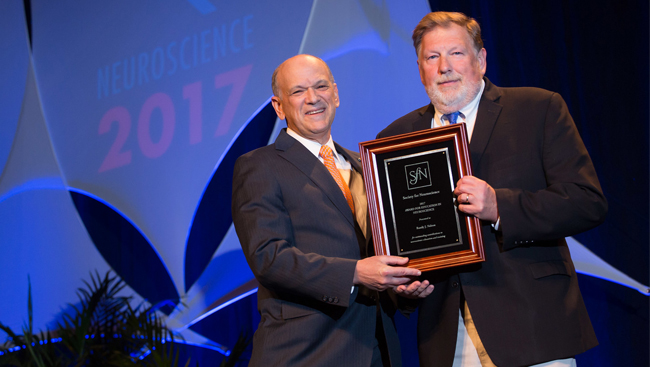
[232, 54, 433, 367]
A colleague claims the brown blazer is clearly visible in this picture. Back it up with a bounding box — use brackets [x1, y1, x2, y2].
[232, 129, 401, 367]
[377, 78, 607, 367]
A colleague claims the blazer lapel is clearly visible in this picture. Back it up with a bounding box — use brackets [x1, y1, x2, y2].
[470, 78, 502, 167]
[412, 104, 436, 132]
[336, 142, 362, 174]
[275, 130, 355, 227]
[335, 143, 373, 250]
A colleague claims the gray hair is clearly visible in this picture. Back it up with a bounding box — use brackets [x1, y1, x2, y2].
[412, 12, 484, 56]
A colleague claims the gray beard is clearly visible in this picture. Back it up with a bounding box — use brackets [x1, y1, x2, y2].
[426, 79, 481, 114]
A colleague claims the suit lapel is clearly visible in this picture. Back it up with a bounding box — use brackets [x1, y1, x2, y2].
[412, 104, 436, 132]
[275, 130, 355, 227]
[336, 143, 373, 250]
[470, 78, 502, 167]
[336, 142, 362, 175]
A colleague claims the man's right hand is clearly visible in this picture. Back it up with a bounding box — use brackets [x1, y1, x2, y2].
[353, 256, 422, 291]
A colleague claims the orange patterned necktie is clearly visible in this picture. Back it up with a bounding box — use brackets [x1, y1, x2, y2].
[319, 145, 355, 213]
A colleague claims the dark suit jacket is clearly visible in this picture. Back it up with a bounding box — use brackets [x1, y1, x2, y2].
[377, 78, 607, 367]
[232, 129, 401, 367]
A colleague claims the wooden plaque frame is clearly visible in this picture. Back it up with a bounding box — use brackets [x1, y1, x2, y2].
[359, 123, 485, 272]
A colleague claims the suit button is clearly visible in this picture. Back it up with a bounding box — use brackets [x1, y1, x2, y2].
[452, 282, 459, 288]
[328, 297, 334, 303]
[333, 297, 339, 304]
[322, 296, 328, 302]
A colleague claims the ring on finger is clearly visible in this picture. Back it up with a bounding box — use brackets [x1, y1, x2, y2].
[465, 194, 470, 204]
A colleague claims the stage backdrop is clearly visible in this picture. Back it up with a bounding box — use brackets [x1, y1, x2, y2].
[0, 0, 647, 366]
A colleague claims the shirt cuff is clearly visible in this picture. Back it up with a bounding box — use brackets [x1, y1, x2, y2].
[491, 216, 501, 231]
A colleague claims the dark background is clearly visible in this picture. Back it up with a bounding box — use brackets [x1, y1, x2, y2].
[390, 1, 649, 366]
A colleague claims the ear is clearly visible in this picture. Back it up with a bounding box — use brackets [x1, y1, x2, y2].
[333, 83, 340, 108]
[417, 59, 427, 86]
[271, 96, 285, 120]
[478, 48, 487, 76]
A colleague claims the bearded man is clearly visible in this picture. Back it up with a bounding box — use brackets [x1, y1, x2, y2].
[378, 12, 607, 367]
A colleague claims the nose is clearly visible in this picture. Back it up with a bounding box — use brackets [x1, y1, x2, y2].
[305, 87, 319, 104]
[439, 55, 451, 74]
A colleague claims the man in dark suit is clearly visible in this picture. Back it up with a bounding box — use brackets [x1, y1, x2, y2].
[232, 54, 434, 367]
[378, 12, 608, 367]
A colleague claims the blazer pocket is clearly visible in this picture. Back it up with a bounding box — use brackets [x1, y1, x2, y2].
[529, 260, 572, 279]
[281, 301, 319, 320]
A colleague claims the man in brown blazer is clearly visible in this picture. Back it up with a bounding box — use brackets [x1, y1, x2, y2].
[232, 54, 433, 367]
[377, 12, 607, 367]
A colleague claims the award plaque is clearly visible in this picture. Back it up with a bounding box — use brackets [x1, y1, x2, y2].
[359, 123, 484, 272]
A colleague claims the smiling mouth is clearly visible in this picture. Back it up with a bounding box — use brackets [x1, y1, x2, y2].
[306, 108, 325, 115]
[438, 80, 459, 86]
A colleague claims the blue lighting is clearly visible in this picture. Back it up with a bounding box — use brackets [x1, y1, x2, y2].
[65, 187, 168, 271]
[183, 288, 258, 330]
[184, 97, 272, 245]
[185, 0, 216, 15]
[0, 178, 66, 204]
[130, 345, 152, 360]
[576, 269, 650, 295]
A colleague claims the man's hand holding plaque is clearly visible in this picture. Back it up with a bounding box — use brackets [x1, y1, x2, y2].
[454, 175, 499, 223]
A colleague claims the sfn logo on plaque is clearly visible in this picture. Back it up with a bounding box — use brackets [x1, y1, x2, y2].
[405, 162, 432, 190]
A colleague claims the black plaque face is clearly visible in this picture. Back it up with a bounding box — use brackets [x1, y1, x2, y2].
[359, 123, 484, 272]
[384, 148, 463, 256]
[374, 139, 470, 260]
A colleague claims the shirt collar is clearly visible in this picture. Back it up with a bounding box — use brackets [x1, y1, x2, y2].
[286, 128, 343, 163]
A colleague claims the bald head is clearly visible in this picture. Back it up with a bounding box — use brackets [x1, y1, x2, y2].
[272, 55, 335, 98]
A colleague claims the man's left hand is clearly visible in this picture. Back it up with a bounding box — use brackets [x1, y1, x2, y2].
[394, 280, 434, 299]
[454, 176, 499, 223]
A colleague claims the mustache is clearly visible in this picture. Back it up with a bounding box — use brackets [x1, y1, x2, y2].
[436, 74, 462, 84]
